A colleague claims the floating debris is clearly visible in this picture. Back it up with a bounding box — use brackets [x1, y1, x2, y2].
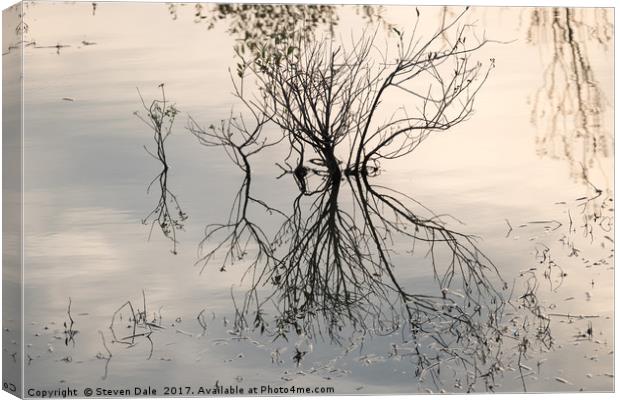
[555, 377, 571, 384]
[175, 329, 193, 337]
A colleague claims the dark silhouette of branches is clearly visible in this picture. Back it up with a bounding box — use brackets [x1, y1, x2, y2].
[183, 7, 552, 390]
[196, 145, 524, 387]
[109, 290, 163, 360]
[528, 7, 612, 183]
[236, 7, 494, 177]
[63, 297, 78, 347]
[557, 172, 613, 255]
[190, 104, 516, 384]
[187, 77, 284, 276]
[135, 84, 187, 255]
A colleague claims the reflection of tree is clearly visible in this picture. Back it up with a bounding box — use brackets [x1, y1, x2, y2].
[187, 78, 283, 274]
[527, 7, 612, 183]
[135, 85, 187, 255]
[168, 3, 336, 65]
[184, 7, 550, 391]
[190, 105, 557, 389]
[193, 107, 511, 384]
[167, 3, 396, 67]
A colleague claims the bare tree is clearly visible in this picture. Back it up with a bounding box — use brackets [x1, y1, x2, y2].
[235, 7, 495, 178]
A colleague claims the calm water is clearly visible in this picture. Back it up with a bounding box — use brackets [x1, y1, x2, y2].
[3, 2, 614, 395]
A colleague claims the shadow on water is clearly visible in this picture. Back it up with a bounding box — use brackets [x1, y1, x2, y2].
[527, 7, 612, 185]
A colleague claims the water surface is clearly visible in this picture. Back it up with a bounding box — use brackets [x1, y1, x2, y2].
[3, 2, 614, 395]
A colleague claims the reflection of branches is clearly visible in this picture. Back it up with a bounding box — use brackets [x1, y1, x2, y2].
[355, 5, 395, 31]
[205, 4, 336, 60]
[189, 8, 551, 390]
[510, 269, 553, 392]
[96, 330, 112, 380]
[518, 270, 552, 348]
[196, 114, 514, 383]
[556, 173, 613, 267]
[135, 84, 187, 255]
[188, 78, 283, 275]
[196, 309, 208, 336]
[201, 150, 523, 387]
[528, 8, 612, 183]
[168, 4, 395, 64]
[574, 176, 613, 244]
